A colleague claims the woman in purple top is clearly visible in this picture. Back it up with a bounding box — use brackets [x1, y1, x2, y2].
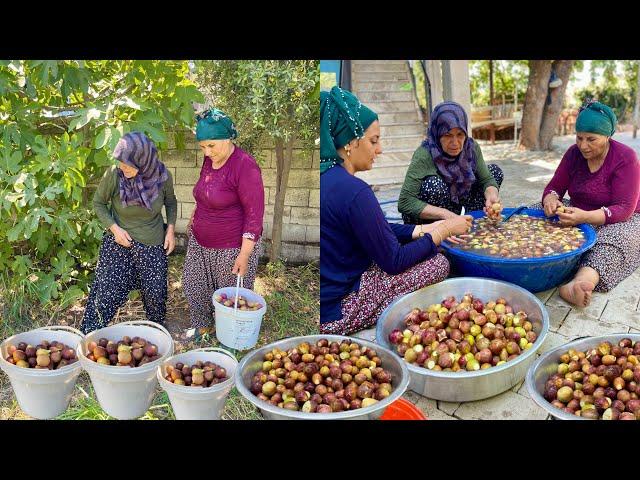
[538, 100, 640, 307]
[182, 109, 265, 336]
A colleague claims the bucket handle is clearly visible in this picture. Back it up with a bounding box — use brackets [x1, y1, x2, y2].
[35, 325, 86, 338]
[191, 347, 238, 363]
[233, 275, 244, 315]
[114, 320, 172, 340]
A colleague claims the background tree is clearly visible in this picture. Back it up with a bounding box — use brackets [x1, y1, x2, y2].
[193, 60, 319, 262]
[519, 60, 575, 150]
[0, 60, 203, 312]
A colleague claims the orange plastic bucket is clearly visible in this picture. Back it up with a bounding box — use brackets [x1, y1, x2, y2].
[380, 398, 428, 420]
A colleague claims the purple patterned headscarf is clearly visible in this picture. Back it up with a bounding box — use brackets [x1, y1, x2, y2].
[113, 132, 168, 210]
[422, 101, 477, 203]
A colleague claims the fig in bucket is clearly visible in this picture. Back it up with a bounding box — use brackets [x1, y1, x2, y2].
[86, 336, 160, 367]
[165, 360, 229, 387]
[5, 340, 78, 370]
[214, 293, 263, 311]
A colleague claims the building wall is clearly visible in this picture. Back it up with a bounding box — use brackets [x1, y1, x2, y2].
[160, 133, 320, 264]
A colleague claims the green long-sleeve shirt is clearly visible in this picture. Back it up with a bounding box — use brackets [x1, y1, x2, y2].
[93, 165, 178, 246]
[398, 143, 497, 222]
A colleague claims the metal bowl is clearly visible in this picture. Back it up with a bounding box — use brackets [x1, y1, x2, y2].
[375, 277, 549, 402]
[526, 333, 639, 420]
[235, 334, 410, 420]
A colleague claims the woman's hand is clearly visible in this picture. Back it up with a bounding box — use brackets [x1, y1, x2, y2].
[483, 188, 502, 220]
[441, 215, 474, 244]
[164, 225, 175, 255]
[556, 207, 586, 226]
[232, 252, 250, 277]
[543, 192, 563, 217]
[110, 224, 132, 248]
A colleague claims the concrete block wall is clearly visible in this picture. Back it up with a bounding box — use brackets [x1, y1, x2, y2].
[160, 132, 319, 264]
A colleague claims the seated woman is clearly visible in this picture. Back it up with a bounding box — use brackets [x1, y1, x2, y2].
[320, 87, 472, 335]
[536, 100, 640, 307]
[398, 101, 503, 224]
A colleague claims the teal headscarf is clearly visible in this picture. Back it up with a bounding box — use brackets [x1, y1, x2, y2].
[320, 86, 378, 174]
[575, 100, 617, 137]
[195, 108, 238, 141]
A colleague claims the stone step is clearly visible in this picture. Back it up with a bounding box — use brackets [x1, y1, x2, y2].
[352, 62, 407, 72]
[352, 71, 410, 82]
[352, 80, 413, 91]
[357, 164, 410, 186]
[381, 134, 423, 150]
[356, 90, 414, 103]
[378, 111, 422, 124]
[380, 122, 425, 137]
[352, 60, 406, 65]
[365, 101, 417, 113]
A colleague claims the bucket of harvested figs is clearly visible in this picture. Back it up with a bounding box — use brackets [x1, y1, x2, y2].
[526, 334, 640, 420]
[213, 286, 267, 350]
[376, 277, 549, 402]
[77, 320, 174, 419]
[158, 347, 237, 420]
[440, 208, 596, 292]
[235, 335, 410, 419]
[0, 325, 84, 419]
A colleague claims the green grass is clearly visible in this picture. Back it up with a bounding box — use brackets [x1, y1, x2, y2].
[0, 260, 319, 420]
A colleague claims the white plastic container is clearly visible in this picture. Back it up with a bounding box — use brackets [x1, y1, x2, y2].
[213, 286, 267, 350]
[0, 326, 84, 419]
[157, 347, 237, 420]
[78, 320, 174, 419]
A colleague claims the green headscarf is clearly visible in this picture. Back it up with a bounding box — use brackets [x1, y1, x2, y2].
[195, 108, 238, 141]
[575, 100, 617, 137]
[320, 86, 378, 174]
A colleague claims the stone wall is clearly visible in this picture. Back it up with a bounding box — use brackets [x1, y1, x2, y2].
[160, 133, 319, 264]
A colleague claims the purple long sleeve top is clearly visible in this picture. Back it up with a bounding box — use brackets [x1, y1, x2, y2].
[321, 165, 440, 324]
[542, 139, 640, 224]
[192, 146, 265, 249]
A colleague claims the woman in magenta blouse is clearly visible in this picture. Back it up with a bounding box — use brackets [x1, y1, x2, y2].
[182, 109, 265, 336]
[537, 100, 640, 307]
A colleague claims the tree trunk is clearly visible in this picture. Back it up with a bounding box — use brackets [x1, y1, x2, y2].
[519, 60, 552, 150]
[270, 136, 294, 262]
[489, 60, 494, 106]
[539, 60, 575, 150]
[634, 60, 640, 139]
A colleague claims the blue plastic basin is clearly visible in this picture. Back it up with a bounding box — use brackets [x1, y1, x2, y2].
[440, 208, 597, 293]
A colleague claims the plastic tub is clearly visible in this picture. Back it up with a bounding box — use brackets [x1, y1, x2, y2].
[157, 347, 237, 420]
[379, 398, 428, 420]
[213, 287, 267, 351]
[78, 320, 174, 419]
[440, 208, 597, 292]
[0, 326, 84, 419]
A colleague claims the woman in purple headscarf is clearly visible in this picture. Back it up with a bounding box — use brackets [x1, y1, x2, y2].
[399, 101, 504, 224]
[81, 131, 178, 334]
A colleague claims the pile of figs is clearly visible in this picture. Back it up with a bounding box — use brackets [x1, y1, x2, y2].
[542, 338, 640, 420]
[389, 293, 537, 371]
[85, 336, 160, 367]
[214, 293, 262, 311]
[249, 339, 394, 413]
[164, 360, 228, 387]
[452, 215, 585, 258]
[5, 340, 78, 370]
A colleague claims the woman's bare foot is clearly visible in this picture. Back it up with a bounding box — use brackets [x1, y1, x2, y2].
[559, 280, 595, 307]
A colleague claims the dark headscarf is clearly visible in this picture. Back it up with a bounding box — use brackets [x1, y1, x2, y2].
[422, 101, 477, 203]
[575, 99, 617, 137]
[195, 108, 238, 140]
[320, 86, 378, 174]
[113, 131, 169, 210]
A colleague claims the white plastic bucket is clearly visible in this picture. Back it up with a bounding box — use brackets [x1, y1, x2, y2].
[0, 325, 85, 419]
[213, 286, 267, 350]
[78, 320, 174, 419]
[157, 347, 238, 420]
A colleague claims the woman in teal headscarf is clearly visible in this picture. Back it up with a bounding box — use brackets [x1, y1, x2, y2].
[320, 86, 473, 334]
[182, 108, 265, 338]
[534, 100, 640, 307]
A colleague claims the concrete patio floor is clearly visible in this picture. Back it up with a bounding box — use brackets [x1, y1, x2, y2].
[363, 134, 640, 420]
